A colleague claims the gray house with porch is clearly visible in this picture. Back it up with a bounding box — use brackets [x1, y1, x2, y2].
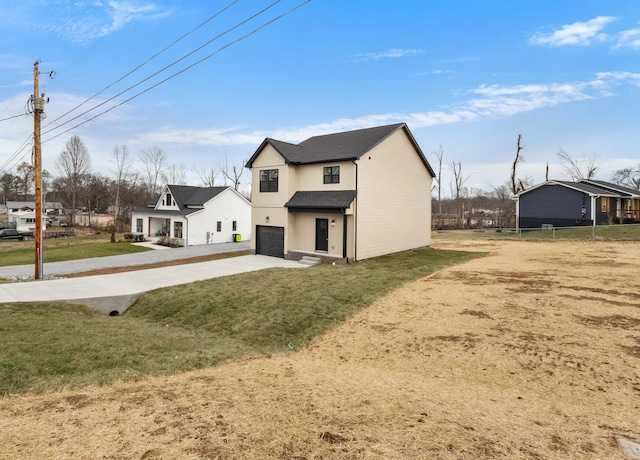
[516, 179, 640, 229]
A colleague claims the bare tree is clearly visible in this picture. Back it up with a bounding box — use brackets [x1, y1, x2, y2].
[110, 145, 133, 231]
[432, 145, 444, 215]
[0, 173, 19, 202]
[221, 156, 244, 191]
[197, 165, 220, 187]
[161, 163, 187, 185]
[492, 182, 516, 227]
[55, 135, 92, 224]
[449, 161, 469, 227]
[612, 165, 640, 190]
[510, 134, 532, 195]
[557, 149, 598, 181]
[16, 161, 35, 200]
[139, 146, 166, 197]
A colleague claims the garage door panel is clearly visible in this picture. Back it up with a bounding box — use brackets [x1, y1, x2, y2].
[256, 226, 284, 258]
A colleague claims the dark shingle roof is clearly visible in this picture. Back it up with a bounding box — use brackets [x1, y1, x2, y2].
[579, 179, 640, 197]
[554, 181, 617, 195]
[285, 190, 357, 211]
[518, 179, 636, 197]
[133, 186, 230, 215]
[167, 185, 227, 208]
[246, 123, 435, 176]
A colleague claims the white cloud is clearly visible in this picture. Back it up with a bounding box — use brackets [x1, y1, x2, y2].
[530, 16, 616, 46]
[48, 1, 167, 42]
[128, 71, 640, 150]
[615, 28, 640, 49]
[351, 48, 425, 62]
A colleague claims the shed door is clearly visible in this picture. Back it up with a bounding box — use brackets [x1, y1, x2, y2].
[256, 225, 284, 258]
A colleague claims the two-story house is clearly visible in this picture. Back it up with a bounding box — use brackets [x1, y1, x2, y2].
[245, 123, 435, 262]
[130, 184, 251, 246]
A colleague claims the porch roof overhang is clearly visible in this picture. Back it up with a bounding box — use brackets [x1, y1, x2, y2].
[285, 190, 356, 214]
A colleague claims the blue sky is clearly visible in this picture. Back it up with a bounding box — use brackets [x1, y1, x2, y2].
[1, 0, 639, 194]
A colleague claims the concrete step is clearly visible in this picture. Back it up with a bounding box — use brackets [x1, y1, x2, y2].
[299, 256, 322, 266]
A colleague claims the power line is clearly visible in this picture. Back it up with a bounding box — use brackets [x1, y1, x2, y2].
[42, 0, 284, 138]
[43, 0, 242, 131]
[43, 0, 312, 143]
[0, 135, 32, 175]
[0, 113, 26, 123]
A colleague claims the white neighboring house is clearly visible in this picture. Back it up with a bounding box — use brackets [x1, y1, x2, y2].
[130, 185, 252, 246]
[6, 201, 64, 216]
[9, 210, 46, 232]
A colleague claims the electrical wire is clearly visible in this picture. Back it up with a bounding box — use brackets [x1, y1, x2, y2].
[42, 0, 283, 137]
[43, 0, 312, 143]
[43, 0, 241, 130]
[2, 0, 312, 174]
[0, 135, 32, 175]
[0, 113, 26, 123]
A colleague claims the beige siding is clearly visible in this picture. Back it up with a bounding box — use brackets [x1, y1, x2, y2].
[355, 129, 432, 260]
[250, 144, 289, 209]
[293, 161, 356, 193]
[288, 212, 349, 258]
[250, 144, 290, 252]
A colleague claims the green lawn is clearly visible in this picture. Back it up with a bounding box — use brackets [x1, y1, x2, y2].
[0, 241, 152, 266]
[0, 247, 483, 395]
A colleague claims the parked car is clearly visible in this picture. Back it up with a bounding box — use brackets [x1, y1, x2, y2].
[0, 229, 30, 240]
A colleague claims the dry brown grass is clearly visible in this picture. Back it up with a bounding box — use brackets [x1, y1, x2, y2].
[1, 239, 639, 459]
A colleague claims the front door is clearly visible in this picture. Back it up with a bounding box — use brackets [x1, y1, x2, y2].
[315, 218, 328, 252]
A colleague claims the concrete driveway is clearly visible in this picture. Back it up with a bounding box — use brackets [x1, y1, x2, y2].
[0, 255, 307, 315]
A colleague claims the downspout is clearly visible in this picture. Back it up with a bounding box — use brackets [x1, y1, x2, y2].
[592, 195, 598, 228]
[352, 160, 358, 262]
[342, 209, 347, 259]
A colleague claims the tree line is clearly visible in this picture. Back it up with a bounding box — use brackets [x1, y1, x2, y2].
[432, 136, 640, 229]
[0, 135, 246, 231]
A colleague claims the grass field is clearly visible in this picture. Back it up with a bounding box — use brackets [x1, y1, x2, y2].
[0, 230, 151, 266]
[0, 247, 483, 395]
[435, 222, 640, 240]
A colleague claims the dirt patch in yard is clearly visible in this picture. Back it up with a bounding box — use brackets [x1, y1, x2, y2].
[1, 239, 639, 459]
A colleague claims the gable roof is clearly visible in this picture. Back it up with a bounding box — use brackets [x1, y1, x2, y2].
[579, 179, 640, 197]
[165, 185, 228, 209]
[517, 179, 637, 198]
[246, 123, 435, 176]
[6, 201, 63, 209]
[134, 185, 232, 215]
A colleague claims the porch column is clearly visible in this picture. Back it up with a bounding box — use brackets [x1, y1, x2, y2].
[342, 213, 347, 259]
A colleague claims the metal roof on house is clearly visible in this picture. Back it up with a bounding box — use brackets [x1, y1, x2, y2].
[246, 123, 435, 176]
[285, 190, 357, 211]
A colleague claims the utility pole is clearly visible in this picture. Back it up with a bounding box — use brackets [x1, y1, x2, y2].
[32, 61, 54, 280]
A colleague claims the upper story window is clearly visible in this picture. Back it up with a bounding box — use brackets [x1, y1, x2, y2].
[260, 169, 279, 192]
[165, 193, 173, 206]
[323, 166, 340, 184]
